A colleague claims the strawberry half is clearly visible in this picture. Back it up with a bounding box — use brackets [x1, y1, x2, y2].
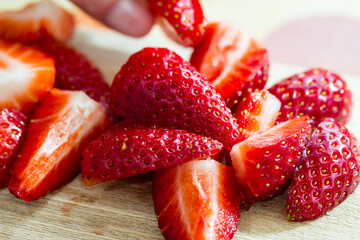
[0, 40, 55, 115]
[0, 0, 74, 43]
[231, 116, 311, 204]
[8, 89, 109, 202]
[0, 109, 27, 188]
[33, 41, 115, 122]
[234, 89, 281, 141]
[269, 68, 352, 127]
[286, 120, 360, 221]
[148, 0, 207, 47]
[81, 124, 223, 185]
[153, 159, 241, 240]
[110, 47, 240, 150]
[190, 22, 269, 110]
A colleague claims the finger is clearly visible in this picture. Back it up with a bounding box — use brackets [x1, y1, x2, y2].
[71, 0, 154, 37]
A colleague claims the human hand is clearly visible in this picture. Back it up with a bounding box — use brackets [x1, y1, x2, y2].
[70, 0, 154, 37]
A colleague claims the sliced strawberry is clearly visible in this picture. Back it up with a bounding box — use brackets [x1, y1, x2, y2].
[82, 124, 223, 185]
[0, 0, 74, 43]
[234, 89, 281, 141]
[0, 109, 27, 188]
[148, 0, 207, 47]
[33, 41, 116, 122]
[269, 68, 352, 127]
[286, 120, 360, 221]
[190, 22, 269, 110]
[8, 89, 109, 202]
[153, 159, 241, 240]
[110, 47, 240, 150]
[231, 116, 311, 204]
[0, 40, 55, 115]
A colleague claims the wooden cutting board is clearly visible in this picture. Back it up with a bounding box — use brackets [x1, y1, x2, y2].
[0, 1, 360, 239]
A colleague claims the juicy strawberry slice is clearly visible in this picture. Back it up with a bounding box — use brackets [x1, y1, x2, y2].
[286, 120, 360, 221]
[234, 90, 281, 141]
[153, 159, 241, 240]
[0, 40, 55, 115]
[148, 0, 207, 47]
[8, 89, 109, 202]
[190, 22, 269, 110]
[231, 116, 311, 204]
[82, 124, 223, 185]
[0, 109, 27, 188]
[269, 68, 352, 127]
[33, 41, 115, 122]
[110, 47, 240, 150]
[0, 0, 74, 43]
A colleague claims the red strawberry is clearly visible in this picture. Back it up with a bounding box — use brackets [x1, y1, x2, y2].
[81, 124, 223, 185]
[153, 159, 241, 240]
[231, 116, 311, 204]
[0, 0, 74, 43]
[0, 40, 55, 115]
[269, 68, 352, 127]
[148, 0, 207, 47]
[110, 48, 240, 150]
[0, 109, 27, 188]
[33, 41, 115, 122]
[286, 120, 360, 221]
[8, 89, 109, 202]
[234, 89, 281, 141]
[190, 22, 269, 110]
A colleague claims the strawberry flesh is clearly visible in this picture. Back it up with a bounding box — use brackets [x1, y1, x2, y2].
[190, 22, 269, 110]
[286, 120, 360, 221]
[152, 159, 241, 240]
[269, 68, 352, 127]
[231, 116, 311, 204]
[81, 124, 223, 185]
[110, 47, 240, 150]
[0, 109, 27, 188]
[8, 89, 109, 202]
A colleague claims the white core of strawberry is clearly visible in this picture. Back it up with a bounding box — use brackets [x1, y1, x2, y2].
[256, 92, 281, 133]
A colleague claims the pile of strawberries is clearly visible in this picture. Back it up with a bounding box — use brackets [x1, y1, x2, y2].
[0, 0, 358, 239]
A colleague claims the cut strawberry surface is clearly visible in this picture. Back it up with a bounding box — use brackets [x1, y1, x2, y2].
[234, 90, 281, 141]
[153, 159, 241, 240]
[0, 40, 55, 115]
[231, 116, 311, 204]
[286, 120, 360, 222]
[148, 0, 207, 47]
[8, 89, 109, 202]
[110, 47, 240, 150]
[269, 68, 352, 127]
[0, 109, 27, 188]
[0, 0, 74, 43]
[190, 22, 269, 110]
[82, 124, 223, 185]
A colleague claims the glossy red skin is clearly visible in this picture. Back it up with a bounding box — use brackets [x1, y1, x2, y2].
[0, 109, 27, 188]
[148, 0, 207, 47]
[33, 41, 116, 123]
[153, 159, 242, 240]
[286, 120, 360, 221]
[190, 22, 269, 111]
[231, 116, 311, 204]
[269, 68, 352, 127]
[110, 48, 240, 150]
[82, 124, 223, 185]
[8, 89, 109, 202]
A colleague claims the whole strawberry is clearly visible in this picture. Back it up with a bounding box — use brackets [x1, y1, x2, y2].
[148, 0, 207, 47]
[0, 109, 27, 188]
[81, 124, 223, 185]
[286, 120, 360, 221]
[110, 47, 240, 150]
[269, 68, 352, 127]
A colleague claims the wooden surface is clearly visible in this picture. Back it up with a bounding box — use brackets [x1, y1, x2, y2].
[0, 1, 360, 239]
